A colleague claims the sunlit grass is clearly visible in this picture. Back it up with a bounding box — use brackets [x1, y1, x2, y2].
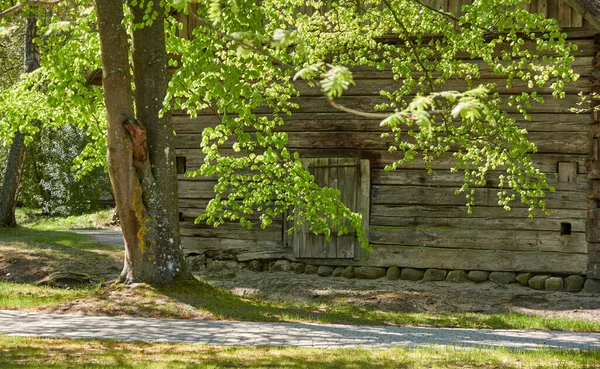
[0, 282, 89, 309]
[0, 336, 598, 368]
[15, 208, 117, 231]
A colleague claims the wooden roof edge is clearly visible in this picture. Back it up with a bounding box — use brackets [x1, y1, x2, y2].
[565, 0, 600, 32]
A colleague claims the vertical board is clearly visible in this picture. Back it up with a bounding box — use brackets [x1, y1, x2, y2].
[294, 158, 367, 259]
[558, 162, 578, 183]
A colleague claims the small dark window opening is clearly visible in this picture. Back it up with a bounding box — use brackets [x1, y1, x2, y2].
[179, 212, 185, 222]
[176, 156, 186, 174]
[560, 222, 572, 236]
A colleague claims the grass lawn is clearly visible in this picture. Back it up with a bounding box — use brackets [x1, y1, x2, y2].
[15, 208, 116, 231]
[1, 336, 599, 369]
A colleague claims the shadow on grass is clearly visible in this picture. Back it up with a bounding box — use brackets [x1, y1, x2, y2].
[0, 226, 122, 253]
[158, 279, 600, 331]
[1, 337, 599, 369]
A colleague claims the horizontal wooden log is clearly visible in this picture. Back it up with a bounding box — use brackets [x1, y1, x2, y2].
[371, 185, 587, 209]
[369, 226, 586, 253]
[180, 94, 585, 116]
[180, 221, 283, 242]
[181, 236, 283, 258]
[351, 61, 594, 80]
[173, 112, 590, 134]
[371, 169, 589, 191]
[175, 148, 587, 173]
[365, 244, 588, 273]
[370, 214, 586, 232]
[175, 131, 588, 154]
[370, 204, 587, 220]
[293, 78, 591, 97]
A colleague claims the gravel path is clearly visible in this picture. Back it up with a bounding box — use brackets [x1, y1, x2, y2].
[72, 230, 124, 246]
[1, 310, 598, 350]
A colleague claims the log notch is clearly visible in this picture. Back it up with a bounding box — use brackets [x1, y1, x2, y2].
[586, 34, 600, 280]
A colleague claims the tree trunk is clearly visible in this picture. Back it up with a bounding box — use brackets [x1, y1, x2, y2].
[95, 0, 190, 284]
[0, 15, 39, 227]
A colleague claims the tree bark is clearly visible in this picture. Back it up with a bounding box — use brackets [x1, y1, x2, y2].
[95, 0, 190, 284]
[0, 15, 39, 227]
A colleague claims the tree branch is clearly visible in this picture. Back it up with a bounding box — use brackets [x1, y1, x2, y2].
[0, 0, 64, 18]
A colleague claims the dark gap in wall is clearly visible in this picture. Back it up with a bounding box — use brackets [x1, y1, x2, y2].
[176, 156, 186, 174]
[560, 222, 572, 236]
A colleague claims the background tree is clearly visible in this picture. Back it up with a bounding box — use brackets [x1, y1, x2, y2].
[0, 13, 37, 227]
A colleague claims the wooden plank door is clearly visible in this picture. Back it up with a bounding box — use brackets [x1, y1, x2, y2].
[292, 158, 370, 259]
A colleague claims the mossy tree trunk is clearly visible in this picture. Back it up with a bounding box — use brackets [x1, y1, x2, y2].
[0, 15, 38, 227]
[95, 0, 190, 284]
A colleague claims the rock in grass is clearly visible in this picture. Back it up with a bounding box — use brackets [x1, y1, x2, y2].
[332, 267, 345, 277]
[343, 266, 355, 278]
[401, 268, 425, 281]
[545, 277, 564, 291]
[317, 266, 334, 277]
[291, 262, 306, 274]
[355, 267, 386, 279]
[489, 272, 516, 284]
[564, 275, 585, 292]
[386, 267, 401, 280]
[467, 270, 489, 282]
[37, 272, 90, 287]
[446, 270, 468, 283]
[423, 269, 447, 281]
[516, 273, 532, 285]
[528, 275, 551, 290]
[583, 279, 600, 294]
[305, 265, 318, 274]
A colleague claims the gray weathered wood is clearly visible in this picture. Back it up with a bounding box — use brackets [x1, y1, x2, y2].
[365, 244, 587, 273]
[370, 215, 586, 232]
[558, 162, 578, 183]
[369, 225, 587, 253]
[371, 185, 587, 209]
[176, 148, 587, 173]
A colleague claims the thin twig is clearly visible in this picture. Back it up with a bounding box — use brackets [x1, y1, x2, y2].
[0, 0, 64, 18]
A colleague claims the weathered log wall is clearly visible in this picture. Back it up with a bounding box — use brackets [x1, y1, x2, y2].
[175, 19, 596, 275]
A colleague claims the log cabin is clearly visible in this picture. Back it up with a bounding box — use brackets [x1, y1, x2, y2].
[173, 0, 600, 290]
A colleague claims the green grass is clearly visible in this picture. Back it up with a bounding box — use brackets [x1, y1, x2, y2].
[0, 282, 90, 309]
[15, 208, 116, 231]
[0, 336, 598, 368]
[0, 226, 122, 252]
[155, 279, 600, 332]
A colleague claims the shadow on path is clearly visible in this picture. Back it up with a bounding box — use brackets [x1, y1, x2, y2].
[1, 310, 598, 350]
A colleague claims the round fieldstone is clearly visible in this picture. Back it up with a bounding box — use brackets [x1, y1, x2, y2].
[332, 267, 345, 277]
[423, 269, 447, 281]
[317, 265, 334, 277]
[291, 262, 306, 274]
[516, 273, 533, 285]
[343, 266, 355, 278]
[564, 275, 585, 292]
[386, 267, 401, 280]
[269, 260, 291, 273]
[401, 268, 425, 281]
[489, 272, 516, 284]
[305, 265, 318, 274]
[528, 275, 551, 290]
[355, 267, 386, 279]
[545, 277, 564, 291]
[467, 270, 489, 282]
[446, 270, 468, 283]
[583, 279, 600, 294]
[247, 260, 263, 272]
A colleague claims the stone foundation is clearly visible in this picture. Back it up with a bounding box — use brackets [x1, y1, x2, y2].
[188, 254, 599, 293]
